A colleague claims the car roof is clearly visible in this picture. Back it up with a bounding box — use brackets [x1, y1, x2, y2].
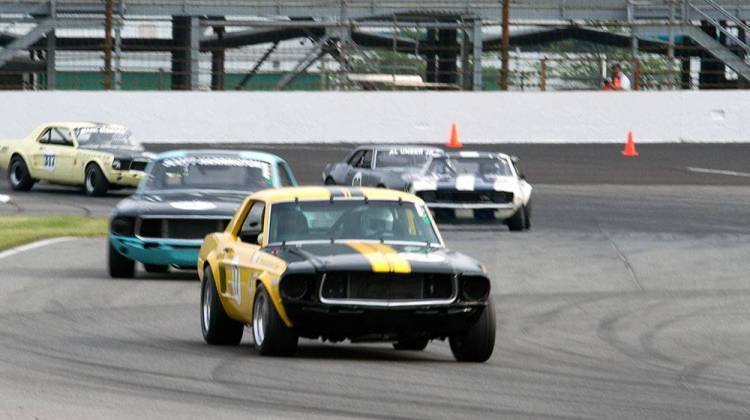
[42, 121, 109, 130]
[153, 149, 286, 163]
[249, 186, 422, 204]
[356, 145, 444, 152]
[443, 150, 511, 160]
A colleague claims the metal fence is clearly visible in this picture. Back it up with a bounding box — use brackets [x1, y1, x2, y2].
[0, 1, 748, 90]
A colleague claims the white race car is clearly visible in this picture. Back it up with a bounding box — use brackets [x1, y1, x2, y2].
[410, 151, 532, 230]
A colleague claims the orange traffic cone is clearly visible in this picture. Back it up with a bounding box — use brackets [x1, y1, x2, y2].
[446, 123, 463, 149]
[621, 131, 639, 157]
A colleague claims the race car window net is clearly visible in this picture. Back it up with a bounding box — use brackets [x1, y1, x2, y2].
[375, 149, 432, 168]
[267, 200, 440, 246]
[428, 157, 513, 176]
[141, 156, 273, 192]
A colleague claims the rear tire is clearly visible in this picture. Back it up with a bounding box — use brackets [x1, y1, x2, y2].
[393, 338, 429, 351]
[108, 240, 135, 278]
[201, 267, 244, 345]
[507, 206, 527, 231]
[253, 284, 298, 356]
[144, 264, 169, 274]
[84, 164, 108, 197]
[449, 299, 496, 363]
[8, 156, 35, 191]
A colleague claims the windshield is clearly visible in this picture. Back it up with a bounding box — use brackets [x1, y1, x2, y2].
[428, 157, 513, 176]
[141, 155, 273, 192]
[268, 200, 441, 245]
[74, 125, 141, 150]
[375, 148, 435, 168]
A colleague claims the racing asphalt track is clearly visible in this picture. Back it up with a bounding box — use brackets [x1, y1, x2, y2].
[1, 144, 750, 419]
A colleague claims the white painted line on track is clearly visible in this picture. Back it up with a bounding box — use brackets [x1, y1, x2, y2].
[0, 194, 9, 204]
[687, 167, 750, 178]
[0, 237, 77, 260]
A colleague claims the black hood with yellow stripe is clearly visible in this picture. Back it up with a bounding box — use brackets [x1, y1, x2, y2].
[265, 242, 485, 276]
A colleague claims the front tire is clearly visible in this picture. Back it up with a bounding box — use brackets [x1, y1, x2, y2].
[253, 284, 298, 356]
[84, 164, 108, 197]
[449, 299, 496, 362]
[8, 156, 35, 191]
[201, 267, 244, 345]
[507, 206, 527, 231]
[144, 264, 169, 274]
[108, 240, 135, 278]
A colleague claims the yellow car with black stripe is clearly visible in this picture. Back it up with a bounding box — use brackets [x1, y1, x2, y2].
[198, 186, 496, 362]
[0, 122, 150, 196]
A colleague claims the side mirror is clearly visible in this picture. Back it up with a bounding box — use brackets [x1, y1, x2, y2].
[510, 155, 520, 164]
[256, 232, 264, 245]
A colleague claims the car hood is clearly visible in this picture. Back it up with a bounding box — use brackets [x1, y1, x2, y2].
[412, 174, 520, 192]
[78, 144, 147, 158]
[112, 190, 250, 218]
[266, 242, 485, 276]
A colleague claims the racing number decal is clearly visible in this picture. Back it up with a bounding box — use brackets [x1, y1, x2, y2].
[43, 152, 56, 171]
[229, 255, 241, 305]
[352, 171, 363, 186]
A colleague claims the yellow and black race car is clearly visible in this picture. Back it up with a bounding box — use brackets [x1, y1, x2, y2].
[0, 122, 151, 196]
[198, 186, 496, 362]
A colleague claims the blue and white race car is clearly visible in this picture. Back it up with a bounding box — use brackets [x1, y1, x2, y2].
[410, 151, 532, 230]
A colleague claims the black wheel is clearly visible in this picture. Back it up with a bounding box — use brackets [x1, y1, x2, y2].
[108, 240, 135, 278]
[201, 267, 244, 345]
[8, 156, 35, 191]
[393, 338, 429, 351]
[449, 299, 496, 363]
[84, 163, 108, 196]
[507, 206, 527, 231]
[324, 177, 336, 185]
[253, 284, 298, 356]
[523, 200, 532, 230]
[376, 184, 386, 189]
[144, 264, 169, 274]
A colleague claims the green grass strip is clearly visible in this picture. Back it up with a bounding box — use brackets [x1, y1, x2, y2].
[0, 216, 108, 251]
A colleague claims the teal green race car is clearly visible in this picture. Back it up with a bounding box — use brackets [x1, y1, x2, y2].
[108, 149, 297, 278]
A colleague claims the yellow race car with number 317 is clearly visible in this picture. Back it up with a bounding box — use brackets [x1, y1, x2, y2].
[0, 122, 151, 196]
[198, 186, 496, 362]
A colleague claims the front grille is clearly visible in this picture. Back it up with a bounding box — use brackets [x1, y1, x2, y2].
[321, 272, 454, 301]
[129, 160, 148, 171]
[419, 190, 513, 204]
[137, 218, 230, 240]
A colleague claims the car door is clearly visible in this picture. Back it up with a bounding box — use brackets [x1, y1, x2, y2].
[346, 148, 374, 186]
[218, 201, 265, 322]
[31, 127, 76, 182]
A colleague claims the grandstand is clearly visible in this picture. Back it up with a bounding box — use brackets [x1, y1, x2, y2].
[0, 0, 748, 90]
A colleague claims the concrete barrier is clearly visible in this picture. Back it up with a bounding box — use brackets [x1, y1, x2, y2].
[1, 90, 748, 143]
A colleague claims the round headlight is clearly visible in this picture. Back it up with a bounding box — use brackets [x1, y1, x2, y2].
[461, 275, 490, 301]
[112, 160, 122, 170]
[280, 274, 310, 300]
[110, 217, 135, 236]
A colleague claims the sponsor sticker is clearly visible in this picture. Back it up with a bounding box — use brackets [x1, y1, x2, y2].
[387, 147, 427, 156]
[161, 156, 272, 180]
[169, 201, 217, 210]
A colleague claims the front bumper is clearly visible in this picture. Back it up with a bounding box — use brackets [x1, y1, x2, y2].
[106, 170, 143, 188]
[426, 202, 515, 210]
[110, 234, 202, 267]
[283, 300, 486, 341]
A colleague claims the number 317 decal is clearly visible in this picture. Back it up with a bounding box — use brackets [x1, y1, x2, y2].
[43, 154, 56, 170]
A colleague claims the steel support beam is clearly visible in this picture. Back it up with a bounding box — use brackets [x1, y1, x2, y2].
[276, 35, 330, 90]
[473, 18, 483, 91]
